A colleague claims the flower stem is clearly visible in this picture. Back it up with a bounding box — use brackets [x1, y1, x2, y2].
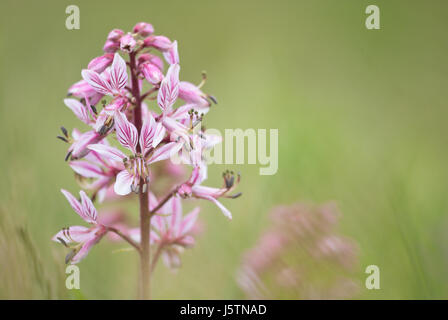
[129, 51, 151, 299]
[107, 227, 141, 252]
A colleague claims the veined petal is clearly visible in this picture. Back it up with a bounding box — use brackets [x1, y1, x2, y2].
[69, 160, 104, 178]
[153, 122, 166, 148]
[170, 196, 182, 235]
[114, 170, 134, 196]
[109, 53, 128, 92]
[70, 228, 105, 264]
[201, 195, 232, 220]
[147, 142, 182, 164]
[163, 40, 179, 65]
[114, 112, 138, 153]
[52, 226, 93, 244]
[79, 190, 98, 223]
[139, 114, 156, 155]
[157, 64, 180, 113]
[180, 207, 200, 235]
[88, 144, 126, 162]
[64, 98, 90, 125]
[61, 189, 85, 221]
[81, 69, 113, 95]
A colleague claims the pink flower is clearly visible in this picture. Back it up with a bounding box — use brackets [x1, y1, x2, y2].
[178, 167, 241, 220]
[88, 111, 182, 195]
[52, 189, 107, 264]
[133, 22, 154, 37]
[179, 81, 213, 109]
[82, 53, 129, 113]
[70, 144, 124, 202]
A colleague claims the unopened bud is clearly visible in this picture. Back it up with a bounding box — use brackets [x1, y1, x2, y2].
[87, 53, 114, 73]
[143, 35, 172, 51]
[107, 29, 124, 41]
[103, 39, 120, 53]
[133, 22, 154, 37]
[120, 33, 137, 53]
[141, 62, 164, 85]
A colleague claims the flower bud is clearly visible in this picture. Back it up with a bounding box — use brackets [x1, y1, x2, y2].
[133, 22, 154, 37]
[138, 53, 164, 71]
[120, 33, 137, 53]
[107, 29, 124, 41]
[87, 53, 114, 73]
[103, 39, 119, 53]
[141, 63, 164, 85]
[143, 35, 172, 51]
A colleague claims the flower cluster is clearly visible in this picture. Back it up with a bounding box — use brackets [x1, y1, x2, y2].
[237, 203, 358, 299]
[54, 22, 240, 271]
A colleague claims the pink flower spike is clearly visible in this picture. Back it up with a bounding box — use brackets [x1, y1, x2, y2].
[120, 33, 136, 53]
[141, 63, 164, 85]
[64, 98, 91, 125]
[157, 64, 180, 113]
[133, 22, 154, 37]
[87, 53, 114, 73]
[114, 111, 138, 153]
[163, 40, 179, 65]
[81, 69, 112, 96]
[109, 53, 128, 92]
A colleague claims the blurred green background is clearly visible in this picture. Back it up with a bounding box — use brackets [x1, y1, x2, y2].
[1, 0, 448, 299]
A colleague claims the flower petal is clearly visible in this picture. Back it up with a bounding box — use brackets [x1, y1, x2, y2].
[88, 144, 126, 163]
[109, 53, 128, 92]
[114, 112, 138, 153]
[139, 113, 156, 155]
[52, 226, 92, 244]
[114, 170, 134, 196]
[180, 207, 200, 235]
[64, 98, 90, 124]
[147, 142, 182, 164]
[61, 189, 85, 221]
[79, 190, 98, 223]
[81, 69, 112, 95]
[69, 160, 104, 178]
[157, 64, 180, 113]
[163, 40, 179, 65]
[201, 195, 232, 220]
[71, 229, 105, 264]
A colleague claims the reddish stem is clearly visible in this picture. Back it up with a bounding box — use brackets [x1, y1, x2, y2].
[129, 51, 151, 300]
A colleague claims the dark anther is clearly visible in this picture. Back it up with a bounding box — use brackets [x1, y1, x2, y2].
[57, 136, 69, 143]
[65, 151, 73, 162]
[90, 105, 98, 115]
[229, 192, 242, 199]
[60, 126, 68, 138]
[208, 95, 218, 104]
[65, 249, 77, 264]
[57, 237, 68, 247]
